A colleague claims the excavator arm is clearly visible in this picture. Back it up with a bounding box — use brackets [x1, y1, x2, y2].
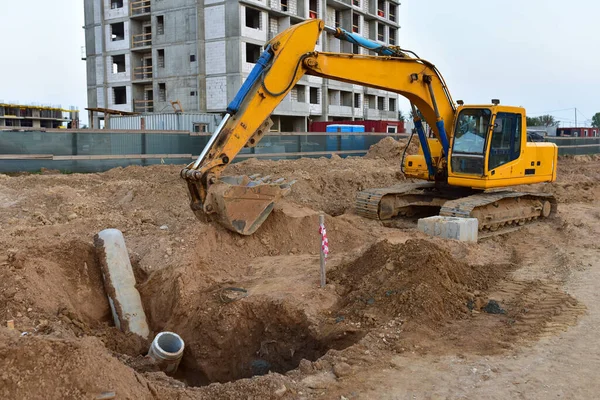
[181, 19, 457, 235]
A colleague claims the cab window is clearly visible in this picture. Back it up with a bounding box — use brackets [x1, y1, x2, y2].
[488, 112, 521, 170]
[451, 108, 491, 175]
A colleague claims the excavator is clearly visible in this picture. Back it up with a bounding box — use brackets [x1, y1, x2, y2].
[181, 19, 558, 236]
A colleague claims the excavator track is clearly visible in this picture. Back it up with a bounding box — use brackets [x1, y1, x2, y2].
[356, 184, 557, 237]
[355, 182, 437, 220]
[440, 191, 558, 237]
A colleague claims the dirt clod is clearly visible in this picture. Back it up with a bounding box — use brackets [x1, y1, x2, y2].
[482, 300, 506, 314]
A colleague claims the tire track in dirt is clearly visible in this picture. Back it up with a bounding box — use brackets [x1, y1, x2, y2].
[488, 280, 586, 339]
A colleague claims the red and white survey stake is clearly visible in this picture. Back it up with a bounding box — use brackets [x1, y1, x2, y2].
[319, 215, 328, 288]
[319, 223, 329, 259]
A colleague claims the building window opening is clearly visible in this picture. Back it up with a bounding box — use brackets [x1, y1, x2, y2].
[193, 123, 208, 133]
[352, 0, 360, 6]
[281, 0, 288, 11]
[157, 49, 165, 68]
[190, 91, 197, 96]
[190, 54, 196, 62]
[245, 7, 261, 29]
[377, 0, 385, 16]
[309, 87, 319, 104]
[245, 43, 262, 63]
[389, 27, 396, 45]
[158, 83, 166, 102]
[113, 86, 127, 105]
[352, 14, 360, 33]
[112, 54, 126, 73]
[389, 4, 397, 21]
[111, 22, 125, 41]
[387, 125, 398, 133]
[157, 16, 165, 35]
[377, 23, 384, 41]
[309, 0, 318, 18]
[354, 93, 361, 108]
[341, 91, 353, 107]
[294, 85, 306, 103]
[377, 96, 385, 110]
[335, 10, 341, 27]
[111, 0, 123, 9]
[389, 97, 396, 112]
[367, 95, 375, 109]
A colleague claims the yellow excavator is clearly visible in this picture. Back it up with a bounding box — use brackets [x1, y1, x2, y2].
[181, 19, 558, 235]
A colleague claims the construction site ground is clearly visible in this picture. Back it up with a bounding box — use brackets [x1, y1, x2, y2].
[1, 137, 599, 399]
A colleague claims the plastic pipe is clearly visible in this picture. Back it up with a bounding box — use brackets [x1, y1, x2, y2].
[148, 331, 185, 374]
[94, 229, 150, 340]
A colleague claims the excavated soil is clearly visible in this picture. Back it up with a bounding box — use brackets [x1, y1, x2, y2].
[330, 239, 511, 325]
[364, 136, 420, 161]
[1, 138, 599, 399]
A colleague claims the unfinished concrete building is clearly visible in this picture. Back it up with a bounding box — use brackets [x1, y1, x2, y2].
[84, 0, 401, 130]
[0, 103, 79, 129]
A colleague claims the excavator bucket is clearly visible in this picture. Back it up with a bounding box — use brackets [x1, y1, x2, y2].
[201, 175, 295, 235]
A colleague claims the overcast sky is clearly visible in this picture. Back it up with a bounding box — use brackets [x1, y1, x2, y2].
[399, 0, 600, 126]
[0, 1, 86, 117]
[0, 0, 598, 126]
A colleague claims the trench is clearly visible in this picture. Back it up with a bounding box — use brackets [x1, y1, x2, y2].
[174, 301, 364, 386]
[136, 281, 365, 387]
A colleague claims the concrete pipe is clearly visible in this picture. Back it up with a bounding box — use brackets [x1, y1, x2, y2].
[94, 228, 150, 340]
[148, 331, 185, 374]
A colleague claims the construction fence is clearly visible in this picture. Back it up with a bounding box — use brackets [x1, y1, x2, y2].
[0, 129, 404, 173]
[1, 130, 599, 174]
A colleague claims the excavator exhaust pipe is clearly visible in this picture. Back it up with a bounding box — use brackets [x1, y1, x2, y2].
[198, 176, 294, 236]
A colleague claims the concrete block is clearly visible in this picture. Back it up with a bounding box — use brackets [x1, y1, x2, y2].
[417, 216, 478, 242]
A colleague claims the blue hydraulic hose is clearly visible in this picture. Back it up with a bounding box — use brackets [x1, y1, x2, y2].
[435, 120, 450, 156]
[415, 119, 436, 178]
[327, 27, 401, 56]
[226, 45, 273, 114]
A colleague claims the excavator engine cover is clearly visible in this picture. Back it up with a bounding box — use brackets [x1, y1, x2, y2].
[201, 175, 293, 235]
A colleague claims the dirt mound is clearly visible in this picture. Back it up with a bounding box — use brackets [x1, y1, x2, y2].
[175, 204, 377, 271]
[330, 239, 510, 325]
[0, 329, 152, 399]
[365, 136, 419, 161]
[225, 156, 404, 216]
[0, 239, 111, 330]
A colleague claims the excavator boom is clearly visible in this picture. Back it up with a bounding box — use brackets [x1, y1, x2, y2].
[181, 19, 458, 234]
[181, 18, 557, 236]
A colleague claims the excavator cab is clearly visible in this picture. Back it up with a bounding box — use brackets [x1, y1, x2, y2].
[447, 104, 557, 190]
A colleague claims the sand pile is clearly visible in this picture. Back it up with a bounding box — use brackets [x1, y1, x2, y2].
[365, 136, 419, 161]
[331, 239, 510, 324]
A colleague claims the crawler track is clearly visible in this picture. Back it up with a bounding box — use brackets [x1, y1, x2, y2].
[356, 184, 557, 235]
[440, 191, 557, 235]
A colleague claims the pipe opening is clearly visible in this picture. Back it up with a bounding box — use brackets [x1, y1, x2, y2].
[157, 332, 184, 354]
